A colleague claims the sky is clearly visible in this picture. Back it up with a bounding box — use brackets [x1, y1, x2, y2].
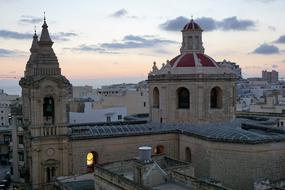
[0, 0, 285, 94]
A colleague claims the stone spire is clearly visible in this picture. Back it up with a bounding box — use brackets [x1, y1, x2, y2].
[180, 18, 205, 54]
[39, 13, 53, 46]
[30, 26, 39, 53]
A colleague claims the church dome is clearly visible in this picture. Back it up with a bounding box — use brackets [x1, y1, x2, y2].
[169, 52, 217, 68]
[182, 19, 202, 31]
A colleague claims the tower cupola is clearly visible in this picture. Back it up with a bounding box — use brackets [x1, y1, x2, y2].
[180, 19, 204, 54]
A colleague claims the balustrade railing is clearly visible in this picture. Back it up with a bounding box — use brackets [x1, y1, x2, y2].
[30, 125, 68, 137]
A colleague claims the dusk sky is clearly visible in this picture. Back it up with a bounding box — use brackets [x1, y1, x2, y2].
[1, 0, 285, 94]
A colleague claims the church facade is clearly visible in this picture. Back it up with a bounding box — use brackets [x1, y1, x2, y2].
[19, 18, 285, 190]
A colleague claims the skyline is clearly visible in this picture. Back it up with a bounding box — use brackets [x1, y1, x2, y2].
[1, 0, 285, 94]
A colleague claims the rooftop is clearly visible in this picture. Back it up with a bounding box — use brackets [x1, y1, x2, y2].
[69, 117, 285, 144]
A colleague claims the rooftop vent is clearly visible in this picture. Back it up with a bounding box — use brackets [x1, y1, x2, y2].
[138, 146, 152, 163]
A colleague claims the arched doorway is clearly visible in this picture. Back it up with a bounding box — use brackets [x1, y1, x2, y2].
[177, 87, 190, 109]
[185, 147, 192, 163]
[86, 151, 98, 173]
[210, 87, 222, 109]
[154, 145, 165, 155]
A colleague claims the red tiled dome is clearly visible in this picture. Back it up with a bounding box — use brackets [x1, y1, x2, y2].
[169, 53, 217, 67]
[183, 19, 202, 31]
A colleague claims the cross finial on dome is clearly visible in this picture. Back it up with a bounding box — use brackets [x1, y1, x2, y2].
[44, 11, 46, 22]
[34, 25, 36, 34]
[191, 15, 193, 20]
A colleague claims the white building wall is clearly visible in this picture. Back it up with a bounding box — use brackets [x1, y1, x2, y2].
[69, 102, 127, 124]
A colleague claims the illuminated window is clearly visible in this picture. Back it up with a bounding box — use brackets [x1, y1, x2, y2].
[86, 151, 98, 173]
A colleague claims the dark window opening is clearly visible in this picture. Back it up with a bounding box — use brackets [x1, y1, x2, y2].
[18, 135, 23, 145]
[210, 87, 222, 109]
[185, 147, 192, 163]
[153, 87, 159, 108]
[154, 145, 165, 155]
[177, 87, 190, 109]
[43, 97, 55, 125]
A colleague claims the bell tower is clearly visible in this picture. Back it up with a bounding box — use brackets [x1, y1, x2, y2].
[19, 16, 72, 189]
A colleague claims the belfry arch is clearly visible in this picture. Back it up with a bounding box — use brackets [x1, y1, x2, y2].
[43, 96, 55, 124]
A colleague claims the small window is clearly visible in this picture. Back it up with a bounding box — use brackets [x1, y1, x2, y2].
[19, 152, 24, 161]
[106, 116, 111, 122]
[1, 117, 3, 120]
[1, 110, 3, 113]
[141, 92, 143, 96]
[118, 115, 122, 120]
[18, 136, 23, 145]
[143, 102, 146, 107]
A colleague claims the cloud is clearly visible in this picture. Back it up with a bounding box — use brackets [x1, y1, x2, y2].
[0, 29, 77, 41]
[53, 32, 77, 41]
[0, 30, 31, 39]
[160, 16, 256, 32]
[65, 44, 104, 52]
[268, 26, 276, 31]
[110, 9, 128, 17]
[218, 16, 255, 31]
[67, 35, 177, 54]
[101, 35, 177, 49]
[275, 35, 285, 43]
[252, 43, 280, 54]
[0, 48, 26, 57]
[159, 16, 189, 31]
[19, 15, 42, 24]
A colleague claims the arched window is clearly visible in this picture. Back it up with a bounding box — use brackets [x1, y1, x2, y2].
[154, 145, 164, 155]
[43, 97, 55, 124]
[46, 167, 50, 183]
[177, 87, 190, 109]
[210, 87, 222, 109]
[87, 151, 98, 173]
[46, 167, 56, 183]
[185, 147, 192, 163]
[153, 87, 159, 108]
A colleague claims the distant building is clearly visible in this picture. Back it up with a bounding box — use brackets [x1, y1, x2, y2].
[0, 89, 19, 127]
[72, 85, 93, 98]
[93, 81, 149, 115]
[217, 59, 242, 78]
[69, 102, 127, 123]
[262, 70, 279, 83]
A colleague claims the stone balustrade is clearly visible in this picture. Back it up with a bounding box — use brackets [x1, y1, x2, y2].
[30, 125, 69, 137]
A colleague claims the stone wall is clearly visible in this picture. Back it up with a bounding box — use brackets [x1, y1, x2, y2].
[179, 134, 285, 190]
[149, 80, 236, 124]
[70, 133, 179, 174]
